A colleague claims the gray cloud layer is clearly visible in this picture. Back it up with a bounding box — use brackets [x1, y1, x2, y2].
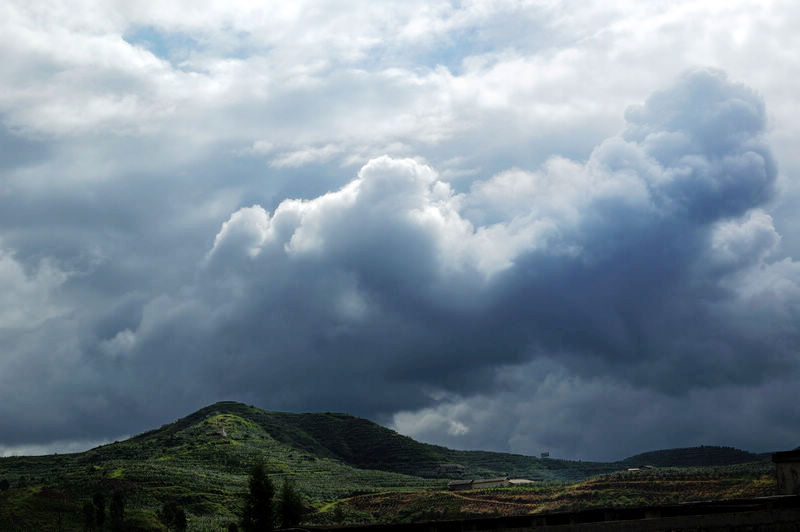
[4, 68, 797, 460]
[2, 2, 800, 460]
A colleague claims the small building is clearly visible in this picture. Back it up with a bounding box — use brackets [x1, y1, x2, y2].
[448, 477, 510, 491]
[773, 450, 800, 495]
[435, 463, 465, 474]
[508, 478, 536, 485]
[540, 452, 549, 458]
[447, 479, 474, 491]
[472, 477, 510, 489]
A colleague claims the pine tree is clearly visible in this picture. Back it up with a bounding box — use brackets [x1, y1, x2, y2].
[277, 478, 305, 528]
[241, 461, 274, 532]
[93, 492, 106, 528]
[82, 502, 96, 531]
[110, 491, 125, 530]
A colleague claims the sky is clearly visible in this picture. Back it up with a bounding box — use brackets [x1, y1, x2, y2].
[1, 1, 799, 462]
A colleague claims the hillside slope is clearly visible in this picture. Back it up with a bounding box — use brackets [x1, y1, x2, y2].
[0, 402, 440, 530]
[133, 401, 617, 480]
[0, 401, 770, 530]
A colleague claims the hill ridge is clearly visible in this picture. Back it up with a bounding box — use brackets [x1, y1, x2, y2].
[621, 445, 761, 468]
[132, 401, 767, 473]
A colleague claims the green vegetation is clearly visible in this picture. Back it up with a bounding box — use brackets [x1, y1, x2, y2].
[277, 478, 305, 528]
[341, 462, 777, 523]
[0, 401, 776, 530]
[157, 500, 188, 531]
[241, 461, 273, 532]
[110, 490, 125, 529]
[93, 491, 106, 528]
[0, 402, 441, 530]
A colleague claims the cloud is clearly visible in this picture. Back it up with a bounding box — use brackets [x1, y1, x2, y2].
[269, 144, 343, 168]
[0, 244, 68, 330]
[2, 1, 800, 461]
[73, 68, 790, 461]
[3, 64, 796, 460]
[391, 357, 800, 461]
[0, 437, 121, 458]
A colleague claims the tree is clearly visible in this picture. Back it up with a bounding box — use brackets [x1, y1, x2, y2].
[158, 500, 188, 531]
[0, 479, 9, 491]
[110, 491, 125, 530]
[83, 502, 96, 531]
[93, 492, 106, 528]
[241, 461, 274, 532]
[332, 504, 345, 524]
[277, 478, 305, 528]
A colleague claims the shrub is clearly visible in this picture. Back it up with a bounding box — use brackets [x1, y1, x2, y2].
[158, 500, 188, 531]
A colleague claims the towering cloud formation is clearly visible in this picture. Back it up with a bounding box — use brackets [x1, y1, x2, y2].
[201, 69, 780, 390]
[1, 69, 797, 460]
[190, 69, 790, 452]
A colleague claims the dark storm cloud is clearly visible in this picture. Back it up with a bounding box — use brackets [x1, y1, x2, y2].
[1, 69, 798, 459]
[393, 357, 800, 461]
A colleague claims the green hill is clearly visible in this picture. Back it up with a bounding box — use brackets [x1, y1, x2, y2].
[0, 401, 770, 530]
[127, 401, 614, 481]
[620, 446, 762, 468]
[0, 402, 442, 530]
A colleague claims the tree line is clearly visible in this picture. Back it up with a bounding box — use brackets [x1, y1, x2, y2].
[2, 459, 306, 531]
[238, 460, 305, 532]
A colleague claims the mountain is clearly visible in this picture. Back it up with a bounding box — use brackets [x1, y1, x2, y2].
[127, 401, 616, 481]
[620, 446, 762, 468]
[0, 401, 439, 530]
[0, 401, 769, 530]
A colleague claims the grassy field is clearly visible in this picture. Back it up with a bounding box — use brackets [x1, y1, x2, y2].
[0, 401, 778, 530]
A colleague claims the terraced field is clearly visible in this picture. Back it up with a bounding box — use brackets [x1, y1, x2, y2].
[338, 462, 777, 524]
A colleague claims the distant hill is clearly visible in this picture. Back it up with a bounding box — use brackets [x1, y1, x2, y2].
[620, 446, 763, 468]
[0, 401, 771, 530]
